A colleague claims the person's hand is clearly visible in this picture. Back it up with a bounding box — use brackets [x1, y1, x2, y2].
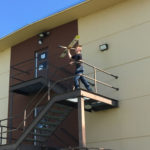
[67, 46, 71, 49]
[67, 48, 70, 52]
[69, 61, 74, 65]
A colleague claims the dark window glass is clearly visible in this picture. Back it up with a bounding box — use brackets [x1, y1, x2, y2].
[38, 62, 47, 71]
[38, 52, 47, 60]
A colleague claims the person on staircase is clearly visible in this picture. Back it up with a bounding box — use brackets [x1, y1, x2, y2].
[67, 45, 92, 91]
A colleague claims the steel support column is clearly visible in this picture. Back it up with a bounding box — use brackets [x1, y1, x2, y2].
[78, 97, 86, 147]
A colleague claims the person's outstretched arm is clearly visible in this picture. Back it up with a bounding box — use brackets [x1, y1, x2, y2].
[67, 48, 72, 59]
[67, 48, 75, 65]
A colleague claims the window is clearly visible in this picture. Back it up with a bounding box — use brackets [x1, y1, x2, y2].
[38, 62, 47, 71]
[35, 49, 48, 78]
[38, 52, 47, 60]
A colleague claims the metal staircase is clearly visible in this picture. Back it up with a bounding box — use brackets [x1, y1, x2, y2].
[0, 59, 119, 150]
[0, 90, 78, 150]
[25, 103, 73, 147]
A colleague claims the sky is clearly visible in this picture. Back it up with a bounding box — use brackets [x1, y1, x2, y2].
[0, 0, 85, 39]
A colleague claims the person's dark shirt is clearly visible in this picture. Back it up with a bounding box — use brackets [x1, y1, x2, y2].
[72, 54, 82, 68]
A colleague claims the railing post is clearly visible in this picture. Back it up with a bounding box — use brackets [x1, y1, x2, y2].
[0, 121, 2, 145]
[48, 81, 51, 101]
[23, 110, 27, 130]
[94, 67, 97, 93]
[78, 97, 86, 147]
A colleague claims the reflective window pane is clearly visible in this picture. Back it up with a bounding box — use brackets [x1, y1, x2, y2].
[38, 62, 47, 71]
[38, 52, 47, 60]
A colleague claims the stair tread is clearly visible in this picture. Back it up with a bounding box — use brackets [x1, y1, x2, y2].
[30, 132, 50, 137]
[39, 120, 60, 126]
[54, 103, 72, 110]
[49, 108, 70, 114]
[26, 137, 44, 143]
[44, 114, 66, 120]
[34, 127, 55, 131]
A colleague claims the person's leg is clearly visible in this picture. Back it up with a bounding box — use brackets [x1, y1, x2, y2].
[74, 74, 81, 89]
[80, 75, 92, 91]
[74, 66, 83, 90]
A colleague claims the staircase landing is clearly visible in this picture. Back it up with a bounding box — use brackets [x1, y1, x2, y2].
[60, 89, 118, 111]
[10, 77, 47, 95]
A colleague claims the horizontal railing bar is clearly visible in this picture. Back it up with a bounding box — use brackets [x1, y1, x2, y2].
[11, 77, 24, 82]
[11, 58, 34, 67]
[82, 60, 118, 79]
[0, 125, 11, 129]
[0, 113, 25, 122]
[11, 67, 30, 75]
[82, 74, 119, 91]
[10, 69, 34, 78]
[0, 126, 23, 131]
[61, 147, 101, 150]
[0, 136, 17, 141]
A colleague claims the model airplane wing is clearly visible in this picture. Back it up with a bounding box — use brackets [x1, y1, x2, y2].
[60, 35, 80, 58]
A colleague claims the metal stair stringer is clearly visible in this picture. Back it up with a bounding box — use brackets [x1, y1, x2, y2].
[0, 90, 80, 150]
[26, 103, 73, 146]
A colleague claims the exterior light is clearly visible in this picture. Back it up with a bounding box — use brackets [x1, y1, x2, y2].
[38, 31, 50, 38]
[39, 33, 45, 38]
[38, 31, 50, 45]
[85, 104, 92, 110]
[99, 44, 109, 51]
[38, 39, 43, 45]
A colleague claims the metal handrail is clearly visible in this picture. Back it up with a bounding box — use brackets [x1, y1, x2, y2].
[10, 58, 34, 67]
[60, 147, 107, 150]
[82, 60, 118, 79]
[82, 74, 119, 91]
[10, 68, 34, 78]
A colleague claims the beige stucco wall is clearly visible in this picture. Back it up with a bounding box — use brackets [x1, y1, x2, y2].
[0, 48, 11, 144]
[78, 0, 150, 149]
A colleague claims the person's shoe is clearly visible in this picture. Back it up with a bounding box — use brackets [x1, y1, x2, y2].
[87, 88, 93, 92]
[75, 87, 80, 90]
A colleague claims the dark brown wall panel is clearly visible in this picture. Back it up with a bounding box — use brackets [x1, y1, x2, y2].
[9, 20, 78, 147]
[47, 109, 79, 147]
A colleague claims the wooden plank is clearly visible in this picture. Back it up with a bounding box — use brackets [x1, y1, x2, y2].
[80, 90, 112, 105]
[78, 97, 86, 147]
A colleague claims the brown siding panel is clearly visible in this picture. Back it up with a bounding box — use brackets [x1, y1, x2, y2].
[9, 20, 78, 147]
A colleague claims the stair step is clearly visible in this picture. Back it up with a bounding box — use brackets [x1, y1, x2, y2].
[44, 114, 65, 120]
[54, 103, 72, 110]
[49, 108, 69, 114]
[30, 132, 50, 137]
[26, 137, 44, 143]
[18, 144, 42, 150]
[39, 120, 60, 126]
[34, 127, 55, 132]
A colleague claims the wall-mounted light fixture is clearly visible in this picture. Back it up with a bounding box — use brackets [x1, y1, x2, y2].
[38, 31, 50, 45]
[38, 39, 43, 45]
[99, 43, 109, 51]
